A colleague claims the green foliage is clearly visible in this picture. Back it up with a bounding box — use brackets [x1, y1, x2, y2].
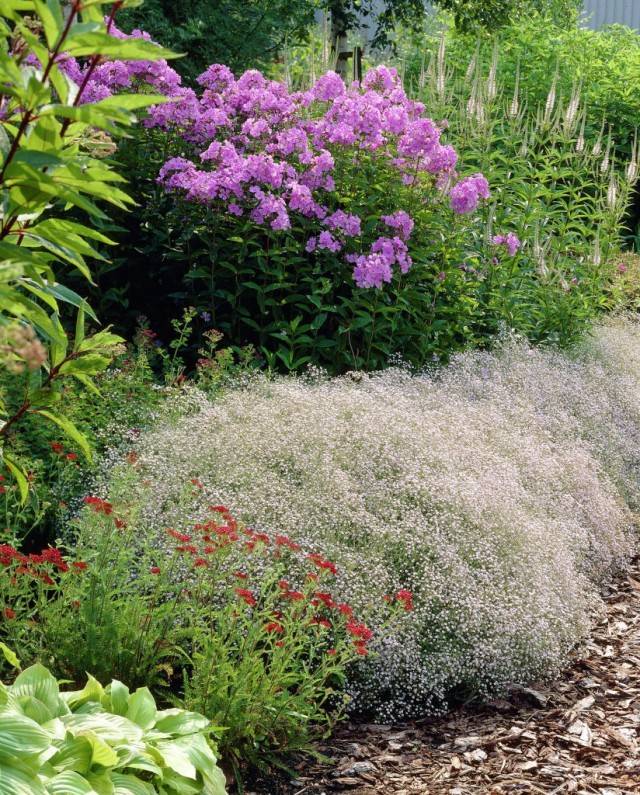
[38, 487, 400, 773]
[401, 15, 640, 153]
[0, 656, 227, 794]
[430, 0, 581, 31]
[118, 0, 316, 82]
[0, 0, 177, 495]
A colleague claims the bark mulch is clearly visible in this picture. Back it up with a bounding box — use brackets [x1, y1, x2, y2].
[255, 557, 640, 795]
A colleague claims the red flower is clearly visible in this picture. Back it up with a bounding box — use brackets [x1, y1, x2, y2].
[327, 648, 337, 656]
[353, 640, 369, 656]
[204, 545, 218, 555]
[275, 640, 284, 647]
[346, 620, 373, 642]
[209, 505, 229, 514]
[307, 553, 338, 575]
[0, 486, 5, 495]
[3, 607, 15, 620]
[314, 592, 335, 609]
[65, 453, 78, 462]
[265, 621, 284, 634]
[337, 603, 353, 618]
[72, 561, 88, 571]
[166, 528, 191, 542]
[150, 566, 161, 575]
[275, 535, 301, 551]
[50, 442, 64, 454]
[235, 588, 257, 607]
[278, 579, 289, 590]
[83, 496, 113, 515]
[176, 544, 198, 555]
[396, 589, 414, 612]
[234, 571, 248, 579]
[190, 478, 204, 489]
[253, 532, 270, 545]
[283, 590, 305, 601]
[193, 558, 208, 568]
[114, 518, 127, 529]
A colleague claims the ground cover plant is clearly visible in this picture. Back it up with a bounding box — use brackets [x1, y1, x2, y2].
[76, 317, 640, 724]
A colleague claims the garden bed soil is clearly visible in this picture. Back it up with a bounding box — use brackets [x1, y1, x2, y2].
[254, 557, 640, 794]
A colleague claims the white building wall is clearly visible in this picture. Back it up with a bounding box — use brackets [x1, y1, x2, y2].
[582, 0, 640, 30]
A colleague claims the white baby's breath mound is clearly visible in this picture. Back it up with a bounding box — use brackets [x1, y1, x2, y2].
[109, 318, 640, 720]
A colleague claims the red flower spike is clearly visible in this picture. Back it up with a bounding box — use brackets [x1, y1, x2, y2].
[2, 607, 15, 620]
[150, 566, 161, 575]
[114, 518, 127, 529]
[72, 561, 88, 571]
[396, 588, 414, 612]
[193, 558, 209, 568]
[265, 621, 284, 634]
[327, 648, 337, 656]
[234, 571, 248, 579]
[235, 588, 257, 607]
[166, 528, 191, 542]
[65, 453, 78, 461]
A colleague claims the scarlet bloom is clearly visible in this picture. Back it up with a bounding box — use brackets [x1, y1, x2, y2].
[204, 545, 218, 555]
[209, 505, 229, 514]
[191, 478, 204, 489]
[327, 648, 337, 656]
[275, 640, 284, 647]
[83, 496, 113, 515]
[346, 620, 373, 642]
[234, 571, 248, 579]
[278, 579, 289, 590]
[193, 558, 208, 568]
[283, 590, 305, 601]
[253, 532, 270, 545]
[265, 621, 284, 634]
[166, 528, 191, 542]
[396, 588, 414, 612]
[176, 544, 198, 555]
[307, 553, 338, 575]
[2, 607, 15, 620]
[235, 588, 257, 607]
[50, 442, 64, 454]
[65, 453, 78, 462]
[314, 591, 335, 609]
[72, 561, 88, 571]
[337, 603, 353, 618]
[150, 566, 161, 575]
[353, 640, 369, 656]
[311, 617, 331, 629]
[114, 518, 127, 529]
[275, 534, 301, 551]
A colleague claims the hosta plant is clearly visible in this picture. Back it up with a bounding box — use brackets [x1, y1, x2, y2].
[0, 649, 227, 794]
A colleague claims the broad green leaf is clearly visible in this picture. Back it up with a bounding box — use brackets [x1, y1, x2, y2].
[110, 773, 154, 795]
[46, 771, 95, 795]
[154, 709, 210, 736]
[11, 665, 62, 717]
[2, 453, 29, 503]
[0, 643, 20, 671]
[0, 763, 47, 795]
[0, 713, 50, 758]
[34, 410, 91, 461]
[125, 689, 156, 731]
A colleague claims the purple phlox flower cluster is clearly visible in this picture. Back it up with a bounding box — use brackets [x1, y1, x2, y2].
[351, 236, 412, 289]
[381, 211, 414, 241]
[450, 173, 490, 215]
[492, 232, 522, 257]
[61, 30, 490, 291]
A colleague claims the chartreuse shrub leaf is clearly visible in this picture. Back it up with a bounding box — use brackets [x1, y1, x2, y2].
[0, 663, 227, 794]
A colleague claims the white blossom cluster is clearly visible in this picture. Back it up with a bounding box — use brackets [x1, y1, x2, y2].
[94, 318, 640, 720]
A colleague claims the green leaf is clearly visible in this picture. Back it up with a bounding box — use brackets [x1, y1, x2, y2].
[0, 713, 50, 758]
[33, 410, 92, 462]
[0, 764, 47, 795]
[125, 688, 156, 731]
[2, 453, 29, 504]
[46, 771, 95, 795]
[0, 644, 20, 671]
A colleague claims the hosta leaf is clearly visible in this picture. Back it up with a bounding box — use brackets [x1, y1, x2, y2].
[0, 763, 47, 795]
[11, 665, 62, 717]
[46, 771, 95, 795]
[0, 713, 50, 758]
[153, 709, 210, 736]
[125, 689, 156, 731]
